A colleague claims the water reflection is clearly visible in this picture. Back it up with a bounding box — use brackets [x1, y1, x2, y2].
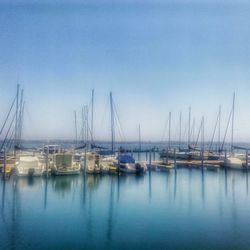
[148, 170, 152, 202]
[82, 175, 87, 207]
[117, 175, 120, 202]
[1, 169, 250, 249]
[201, 168, 205, 204]
[246, 170, 249, 194]
[225, 168, 228, 196]
[174, 168, 177, 199]
[51, 176, 80, 197]
[0, 178, 21, 250]
[87, 182, 93, 240]
[107, 177, 114, 243]
[43, 177, 48, 210]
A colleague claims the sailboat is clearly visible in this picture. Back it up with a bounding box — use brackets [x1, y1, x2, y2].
[219, 93, 244, 169]
[86, 92, 118, 174]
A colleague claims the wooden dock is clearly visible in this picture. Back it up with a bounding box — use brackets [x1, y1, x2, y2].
[145, 159, 222, 170]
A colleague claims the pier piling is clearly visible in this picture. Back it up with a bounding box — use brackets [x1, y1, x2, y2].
[201, 149, 204, 168]
[246, 150, 249, 170]
[45, 147, 49, 177]
[166, 148, 169, 165]
[149, 149, 152, 170]
[3, 147, 6, 180]
[174, 148, 177, 169]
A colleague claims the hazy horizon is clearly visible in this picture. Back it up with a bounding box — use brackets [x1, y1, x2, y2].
[1, 1, 250, 142]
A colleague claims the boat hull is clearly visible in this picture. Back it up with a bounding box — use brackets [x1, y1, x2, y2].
[52, 169, 80, 176]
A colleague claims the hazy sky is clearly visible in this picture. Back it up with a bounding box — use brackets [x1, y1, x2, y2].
[1, 1, 250, 142]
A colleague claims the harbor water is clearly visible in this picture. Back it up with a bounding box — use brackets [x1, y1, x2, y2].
[1, 168, 250, 250]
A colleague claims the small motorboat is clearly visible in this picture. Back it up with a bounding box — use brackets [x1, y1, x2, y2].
[117, 154, 146, 174]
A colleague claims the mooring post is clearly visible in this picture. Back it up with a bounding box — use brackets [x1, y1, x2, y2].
[201, 149, 204, 168]
[153, 147, 155, 161]
[46, 147, 49, 178]
[166, 148, 169, 165]
[84, 146, 87, 176]
[224, 149, 227, 169]
[149, 149, 152, 170]
[174, 148, 177, 169]
[3, 147, 6, 180]
[118, 149, 120, 174]
[146, 151, 148, 161]
[246, 150, 248, 170]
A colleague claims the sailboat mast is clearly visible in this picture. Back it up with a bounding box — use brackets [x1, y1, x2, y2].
[82, 107, 84, 143]
[218, 105, 221, 152]
[83, 106, 86, 144]
[83, 105, 89, 149]
[91, 89, 94, 145]
[179, 112, 182, 149]
[188, 107, 191, 148]
[202, 116, 205, 151]
[231, 92, 235, 154]
[19, 101, 25, 146]
[86, 106, 89, 149]
[192, 118, 195, 145]
[138, 124, 141, 161]
[17, 89, 23, 146]
[110, 92, 115, 152]
[74, 110, 78, 147]
[14, 84, 20, 156]
[168, 112, 171, 150]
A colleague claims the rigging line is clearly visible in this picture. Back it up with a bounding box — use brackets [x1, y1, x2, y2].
[160, 116, 169, 143]
[208, 108, 220, 152]
[182, 120, 188, 146]
[194, 118, 203, 149]
[112, 101, 126, 141]
[100, 99, 109, 131]
[113, 106, 125, 142]
[6, 129, 15, 152]
[17, 96, 24, 146]
[0, 96, 16, 137]
[0, 113, 16, 151]
[19, 101, 25, 145]
[114, 114, 124, 142]
[220, 107, 233, 152]
[190, 118, 195, 144]
[173, 118, 180, 144]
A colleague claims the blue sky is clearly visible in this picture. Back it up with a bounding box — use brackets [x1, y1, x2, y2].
[0, 1, 250, 142]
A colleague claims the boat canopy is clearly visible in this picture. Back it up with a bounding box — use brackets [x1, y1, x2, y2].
[117, 154, 135, 164]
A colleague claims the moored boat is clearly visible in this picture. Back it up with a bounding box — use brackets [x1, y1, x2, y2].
[118, 154, 146, 174]
[220, 157, 243, 170]
[51, 153, 80, 175]
[16, 156, 45, 177]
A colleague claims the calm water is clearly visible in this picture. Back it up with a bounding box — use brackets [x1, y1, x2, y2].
[1, 169, 250, 250]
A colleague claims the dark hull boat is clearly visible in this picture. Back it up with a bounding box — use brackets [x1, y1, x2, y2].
[118, 154, 146, 174]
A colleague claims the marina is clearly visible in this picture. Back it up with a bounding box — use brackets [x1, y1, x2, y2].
[1, 1, 250, 249]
